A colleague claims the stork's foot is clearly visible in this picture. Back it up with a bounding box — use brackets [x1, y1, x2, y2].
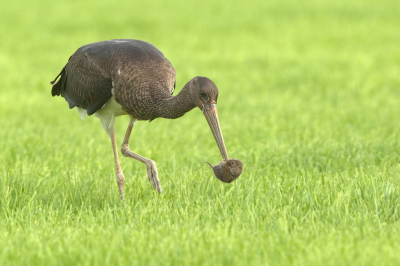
[146, 160, 162, 193]
[116, 172, 125, 205]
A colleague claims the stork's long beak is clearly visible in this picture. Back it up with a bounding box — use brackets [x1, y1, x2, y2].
[203, 103, 229, 160]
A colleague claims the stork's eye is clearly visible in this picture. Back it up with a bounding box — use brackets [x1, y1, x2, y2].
[200, 90, 207, 99]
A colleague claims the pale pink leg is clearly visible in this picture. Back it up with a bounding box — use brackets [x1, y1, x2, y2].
[120, 118, 162, 193]
[110, 126, 125, 204]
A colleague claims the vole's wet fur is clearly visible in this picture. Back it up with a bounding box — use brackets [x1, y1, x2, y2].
[205, 159, 243, 183]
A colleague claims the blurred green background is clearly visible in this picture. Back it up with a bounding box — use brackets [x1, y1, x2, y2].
[1, 0, 400, 265]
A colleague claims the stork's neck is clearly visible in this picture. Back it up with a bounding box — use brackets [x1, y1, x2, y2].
[158, 84, 196, 119]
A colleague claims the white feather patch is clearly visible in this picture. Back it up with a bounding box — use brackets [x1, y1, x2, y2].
[77, 107, 87, 120]
[94, 96, 128, 137]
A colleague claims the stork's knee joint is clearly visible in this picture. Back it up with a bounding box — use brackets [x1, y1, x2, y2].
[148, 160, 156, 166]
[116, 172, 125, 184]
[121, 143, 130, 157]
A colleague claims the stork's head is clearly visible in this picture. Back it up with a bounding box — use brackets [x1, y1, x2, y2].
[188, 76, 219, 109]
[188, 76, 228, 160]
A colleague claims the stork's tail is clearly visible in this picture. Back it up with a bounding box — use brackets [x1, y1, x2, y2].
[50, 67, 66, 96]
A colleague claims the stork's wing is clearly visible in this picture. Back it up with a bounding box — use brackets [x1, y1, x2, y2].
[51, 45, 113, 116]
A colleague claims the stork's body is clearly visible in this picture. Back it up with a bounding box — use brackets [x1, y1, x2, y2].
[51, 39, 229, 202]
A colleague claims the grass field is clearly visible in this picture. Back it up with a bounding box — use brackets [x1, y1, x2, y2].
[1, 0, 400, 265]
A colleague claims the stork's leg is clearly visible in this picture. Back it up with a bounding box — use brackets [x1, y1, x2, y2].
[110, 127, 125, 203]
[121, 118, 162, 193]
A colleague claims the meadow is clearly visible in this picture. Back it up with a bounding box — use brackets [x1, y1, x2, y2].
[1, 0, 400, 265]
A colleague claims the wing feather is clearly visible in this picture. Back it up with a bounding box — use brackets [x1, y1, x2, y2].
[51, 45, 113, 115]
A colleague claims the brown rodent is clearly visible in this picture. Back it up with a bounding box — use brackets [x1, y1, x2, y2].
[205, 159, 243, 183]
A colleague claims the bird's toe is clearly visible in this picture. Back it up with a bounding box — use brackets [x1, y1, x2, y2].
[146, 160, 162, 193]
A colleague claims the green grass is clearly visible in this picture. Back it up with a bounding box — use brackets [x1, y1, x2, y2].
[1, 0, 400, 265]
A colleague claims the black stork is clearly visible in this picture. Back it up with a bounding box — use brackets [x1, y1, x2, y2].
[51, 39, 230, 201]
